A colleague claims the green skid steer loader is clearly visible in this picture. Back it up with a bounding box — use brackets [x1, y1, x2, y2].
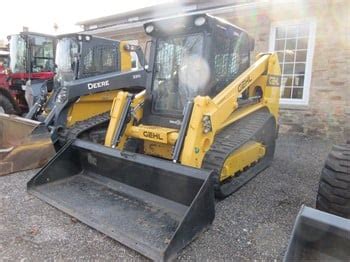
[0, 34, 146, 175]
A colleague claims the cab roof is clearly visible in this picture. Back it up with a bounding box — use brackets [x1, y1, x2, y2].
[56, 33, 119, 44]
[144, 13, 252, 40]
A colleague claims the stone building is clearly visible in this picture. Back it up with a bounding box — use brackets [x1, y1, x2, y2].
[78, 0, 350, 141]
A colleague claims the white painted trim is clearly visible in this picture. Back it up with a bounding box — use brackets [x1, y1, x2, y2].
[81, 0, 304, 34]
[269, 18, 317, 106]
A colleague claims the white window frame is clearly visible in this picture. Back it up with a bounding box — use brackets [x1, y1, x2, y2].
[269, 19, 316, 106]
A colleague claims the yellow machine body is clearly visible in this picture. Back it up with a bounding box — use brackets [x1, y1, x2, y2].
[105, 53, 281, 182]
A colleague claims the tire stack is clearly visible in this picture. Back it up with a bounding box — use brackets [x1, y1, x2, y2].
[316, 142, 350, 218]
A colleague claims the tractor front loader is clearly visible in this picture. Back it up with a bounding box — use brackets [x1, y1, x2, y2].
[0, 35, 146, 175]
[28, 14, 281, 260]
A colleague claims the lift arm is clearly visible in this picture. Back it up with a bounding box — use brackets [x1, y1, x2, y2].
[179, 53, 281, 167]
[104, 53, 281, 168]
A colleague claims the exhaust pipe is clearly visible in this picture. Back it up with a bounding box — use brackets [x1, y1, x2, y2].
[28, 139, 215, 261]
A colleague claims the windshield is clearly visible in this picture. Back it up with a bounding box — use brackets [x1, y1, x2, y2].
[30, 35, 55, 73]
[80, 44, 118, 78]
[0, 55, 9, 68]
[152, 34, 206, 115]
[55, 37, 79, 82]
[9, 34, 55, 74]
[9, 35, 26, 73]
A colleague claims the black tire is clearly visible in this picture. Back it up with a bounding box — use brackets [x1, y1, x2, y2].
[0, 93, 16, 114]
[316, 143, 350, 218]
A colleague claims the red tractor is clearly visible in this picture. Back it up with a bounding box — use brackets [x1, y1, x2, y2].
[0, 32, 56, 114]
[0, 48, 12, 113]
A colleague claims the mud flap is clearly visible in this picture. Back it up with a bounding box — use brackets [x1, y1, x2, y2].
[284, 205, 350, 261]
[0, 113, 55, 175]
[28, 139, 215, 261]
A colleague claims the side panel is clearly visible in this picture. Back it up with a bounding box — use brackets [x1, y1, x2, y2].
[66, 90, 121, 127]
[120, 41, 132, 71]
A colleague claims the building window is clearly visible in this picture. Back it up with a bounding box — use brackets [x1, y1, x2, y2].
[269, 20, 316, 105]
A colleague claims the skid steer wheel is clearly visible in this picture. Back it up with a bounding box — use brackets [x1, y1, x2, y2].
[316, 143, 350, 218]
[0, 93, 16, 114]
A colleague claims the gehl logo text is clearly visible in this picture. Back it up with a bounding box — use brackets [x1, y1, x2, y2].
[88, 80, 110, 90]
[143, 131, 163, 141]
[238, 76, 252, 92]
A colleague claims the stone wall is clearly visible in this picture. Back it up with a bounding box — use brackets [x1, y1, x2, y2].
[222, 0, 349, 142]
[95, 0, 349, 142]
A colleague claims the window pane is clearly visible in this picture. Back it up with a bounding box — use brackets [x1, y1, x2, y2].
[272, 21, 313, 102]
[297, 38, 308, 49]
[294, 63, 306, 74]
[284, 51, 295, 62]
[298, 24, 309, 37]
[275, 39, 285, 50]
[292, 88, 303, 99]
[286, 39, 296, 50]
[294, 75, 305, 86]
[282, 75, 294, 87]
[286, 26, 298, 38]
[282, 87, 292, 98]
[283, 64, 294, 74]
[295, 50, 307, 62]
[276, 27, 286, 39]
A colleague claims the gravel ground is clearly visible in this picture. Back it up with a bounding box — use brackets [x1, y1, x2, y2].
[0, 134, 332, 261]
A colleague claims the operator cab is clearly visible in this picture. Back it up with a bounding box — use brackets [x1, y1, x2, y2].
[8, 32, 55, 75]
[55, 34, 121, 86]
[142, 14, 254, 129]
[6, 32, 56, 112]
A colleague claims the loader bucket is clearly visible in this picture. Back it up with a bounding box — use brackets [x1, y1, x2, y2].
[0, 113, 55, 175]
[28, 139, 215, 261]
[284, 206, 350, 261]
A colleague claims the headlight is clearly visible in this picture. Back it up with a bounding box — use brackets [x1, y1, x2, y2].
[194, 16, 206, 26]
[56, 86, 68, 103]
[145, 24, 154, 34]
[85, 35, 91, 41]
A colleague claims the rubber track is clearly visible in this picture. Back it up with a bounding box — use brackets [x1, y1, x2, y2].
[59, 112, 110, 143]
[202, 108, 272, 191]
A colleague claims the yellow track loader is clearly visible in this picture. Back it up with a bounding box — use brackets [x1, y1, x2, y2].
[28, 14, 281, 261]
[0, 35, 146, 175]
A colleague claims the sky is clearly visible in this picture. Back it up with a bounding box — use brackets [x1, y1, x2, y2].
[0, 0, 172, 42]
